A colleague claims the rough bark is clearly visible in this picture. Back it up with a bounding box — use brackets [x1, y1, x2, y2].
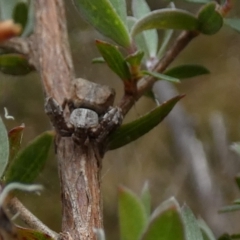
[33, 0, 73, 102]
[57, 138, 103, 239]
[33, 1, 103, 239]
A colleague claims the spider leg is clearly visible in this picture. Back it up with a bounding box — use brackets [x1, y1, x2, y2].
[91, 107, 123, 143]
[45, 97, 73, 136]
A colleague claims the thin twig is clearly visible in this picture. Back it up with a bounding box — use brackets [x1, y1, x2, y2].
[118, 31, 199, 116]
[8, 197, 58, 240]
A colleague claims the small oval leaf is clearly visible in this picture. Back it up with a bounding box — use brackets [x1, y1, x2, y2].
[141, 181, 151, 217]
[16, 227, 55, 240]
[198, 218, 216, 240]
[119, 186, 147, 240]
[5, 131, 54, 184]
[198, 2, 223, 35]
[141, 197, 185, 240]
[157, 2, 175, 59]
[127, 17, 150, 59]
[0, 0, 17, 20]
[108, 95, 183, 150]
[125, 50, 144, 67]
[0, 54, 34, 75]
[72, 0, 131, 48]
[131, 9, 199, 38]
[96, 40, 131, 81]
[132, 0, 158, 57]
[0, 117, 9, 178]
[13, 2, 28, 32]
[181, 204, 204, 240]
[109, 0, 127, 27]
[8, 124, 24, 163]
[164, 64, 210, 79]
[157, 28, 174, 59]
[142, 70, 180, 83]
[21, 0, 35, 37]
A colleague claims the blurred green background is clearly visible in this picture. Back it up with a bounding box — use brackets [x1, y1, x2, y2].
[1, 0, 240, 238]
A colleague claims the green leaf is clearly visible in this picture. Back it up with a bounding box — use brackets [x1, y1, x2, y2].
[157, 28, 174, 59]
[109, 0, 127, 27]
[198, 218, 216, 240]
[16, 226, 54, 240]
[157, 2, 175, 59]
[219, 204, 240, 213]
[0, 0, 34, 37]
[164, 64, 210, 79]
[0, 54, 34, 75]
[127, 17, 150, 59]
[141, 197, 185, 240]
[141, 181, 151, 217]
[13, 2, 28, 32]
[8, 124, 24, 163]
[0, 0, 16, 20]
[181, 204, 204, 240]
[132, 0, 158, 57]
[125, 50, 144, 66]
[142, 70, 180, 83]
[92, 57, 105, 64]
[72, 0, 131, 48]
[96, 40, 131, 81]
[0, 117, 9, 178]
[108, 95, 183, 150]
[131, 9, 199, 38]
[224, 19, 240, 33]
[5, 131, 53, 184]
[119, 186, 147, 240]
[21, 0, 35, 37]
[197, 2, 223, 35]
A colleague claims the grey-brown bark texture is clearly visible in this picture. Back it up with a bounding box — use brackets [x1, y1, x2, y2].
[33, 0, 103, 239]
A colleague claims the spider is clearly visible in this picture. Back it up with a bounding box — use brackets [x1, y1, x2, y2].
[45, 78, 123, 145]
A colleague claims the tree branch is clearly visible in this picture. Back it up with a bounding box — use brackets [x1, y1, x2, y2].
[118, 31, 199, 116]
[32, 1, 103, 239]
[33, 0, 74, 103]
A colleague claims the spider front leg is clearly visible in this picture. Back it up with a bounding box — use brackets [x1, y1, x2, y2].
[45, 97, 74, 137]
[91, 107, 123, 143]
